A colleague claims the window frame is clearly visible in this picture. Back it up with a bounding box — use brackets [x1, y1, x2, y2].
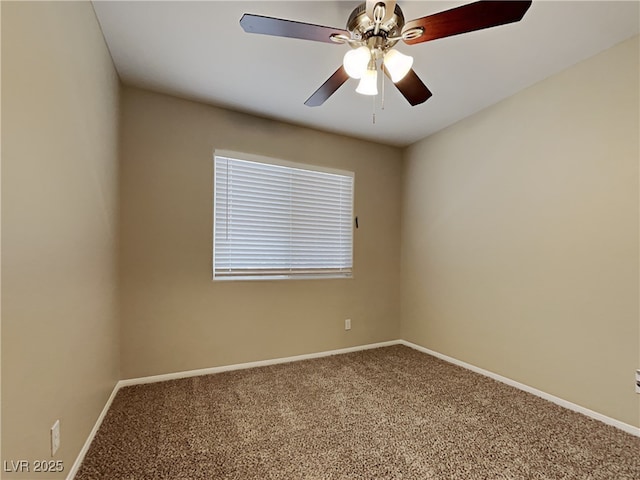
[213, 150, 355, 281]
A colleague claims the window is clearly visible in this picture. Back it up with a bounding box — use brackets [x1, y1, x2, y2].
[214, 151, 354, 280]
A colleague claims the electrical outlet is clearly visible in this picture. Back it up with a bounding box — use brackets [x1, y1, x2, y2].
[345, 319, 351, 330]
[51, 420, 60, 456]
[635, 370, 640, 394]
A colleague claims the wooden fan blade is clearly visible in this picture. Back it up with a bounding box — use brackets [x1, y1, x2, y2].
[403, 1, 532, 45]
[305, 67, 350, 107]
[385, 68, 432, 106]
[240, 14, 349, 43]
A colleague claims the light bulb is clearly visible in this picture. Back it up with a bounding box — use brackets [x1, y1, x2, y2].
[356, 68, 378, 96]
[384, 49, 413, 83]
[343, 46, 371, 79]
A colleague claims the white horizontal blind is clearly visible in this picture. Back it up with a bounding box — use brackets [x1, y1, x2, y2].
[214, 153, 354, 280]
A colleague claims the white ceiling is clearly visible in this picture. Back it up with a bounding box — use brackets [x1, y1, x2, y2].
[92, 1, 639, 147]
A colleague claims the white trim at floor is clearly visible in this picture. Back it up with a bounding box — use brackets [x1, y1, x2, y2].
[117, 340, 402, 387]
[400, 340, 640, 437]
[66, 383, 120, 480]
[68, 338, 639, 478]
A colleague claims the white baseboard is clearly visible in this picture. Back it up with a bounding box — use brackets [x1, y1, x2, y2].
[118, 340, 402, 387]
[66, 382, 121, 480]
[68, 338, 639, 478]
[400, 340, 640, 437]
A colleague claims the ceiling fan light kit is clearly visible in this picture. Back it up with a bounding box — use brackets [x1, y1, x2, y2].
[356, 67, 379, 96]
[240, 0, 532, 108]
[343, 46, 371, 79]
[383, 49, 414, 83]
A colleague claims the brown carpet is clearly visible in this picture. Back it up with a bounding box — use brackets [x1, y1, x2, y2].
[76, 345, 639, 479]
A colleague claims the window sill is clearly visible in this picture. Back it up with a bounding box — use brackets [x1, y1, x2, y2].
[213, 273, 353, 282]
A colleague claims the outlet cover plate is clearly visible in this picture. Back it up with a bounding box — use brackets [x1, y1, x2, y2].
[51, 420, 60, 456]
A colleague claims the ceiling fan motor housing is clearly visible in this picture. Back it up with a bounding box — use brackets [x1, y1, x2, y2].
[347, 2, 405, 55]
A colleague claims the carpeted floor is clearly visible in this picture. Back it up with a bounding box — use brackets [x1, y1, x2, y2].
[76, 345, 639, 479]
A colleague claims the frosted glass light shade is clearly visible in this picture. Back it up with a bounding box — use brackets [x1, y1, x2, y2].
[356, 68, 378, 96]
[384, 49, 413, 83]
[343, 46, 371, 79]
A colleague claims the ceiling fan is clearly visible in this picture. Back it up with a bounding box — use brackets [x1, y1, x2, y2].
[240, 1, 532, 107]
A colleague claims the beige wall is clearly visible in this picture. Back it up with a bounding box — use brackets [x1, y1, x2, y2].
[1, 3, 636, 474]
[119, 86, 402, 379]
[1, 1, 121, 477]
[401, 36, 639, 427]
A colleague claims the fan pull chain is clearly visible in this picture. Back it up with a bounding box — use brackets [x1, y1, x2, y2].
[372, 94, 376, 124]
[381, 65, 386, 111]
